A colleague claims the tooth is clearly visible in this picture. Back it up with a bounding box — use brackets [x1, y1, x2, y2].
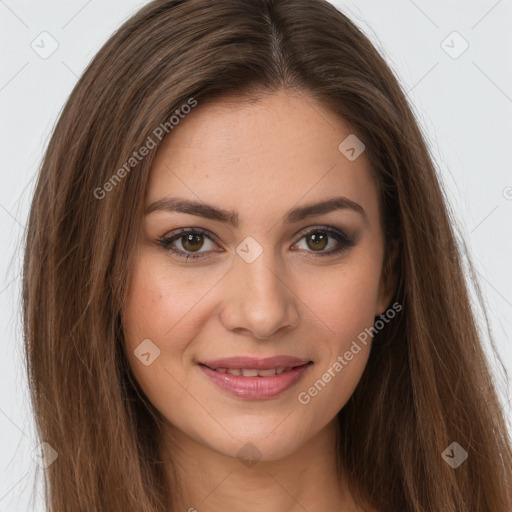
[241, 369, 259, 377]
[258, 368, 277, 377]
[275, 367, 286, 375]
[216, 368, 228, 373]
[226, 368, 242, 375]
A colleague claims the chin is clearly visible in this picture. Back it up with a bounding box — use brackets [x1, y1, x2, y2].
[197, 422, 312, 464]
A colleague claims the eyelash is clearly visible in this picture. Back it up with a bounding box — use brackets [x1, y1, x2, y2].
[156, 226, 356, 261]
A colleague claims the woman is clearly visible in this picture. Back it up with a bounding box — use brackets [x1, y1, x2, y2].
[22, 0, 512, 510]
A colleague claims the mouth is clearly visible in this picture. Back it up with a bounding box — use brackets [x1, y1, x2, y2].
[198, 356, 313, 400]
[201, 366, 303, 377]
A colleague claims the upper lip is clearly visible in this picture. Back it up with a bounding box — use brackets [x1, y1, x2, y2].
[199, 356, 311, 370]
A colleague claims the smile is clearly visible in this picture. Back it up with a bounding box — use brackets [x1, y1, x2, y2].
[198, 356, 313, 399]
[207, 366, 296, 376]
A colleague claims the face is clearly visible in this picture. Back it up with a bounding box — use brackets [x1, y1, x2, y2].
[123, 89, 393, 462]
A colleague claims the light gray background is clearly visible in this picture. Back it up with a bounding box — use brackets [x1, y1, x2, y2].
[1, 1, 511, 510]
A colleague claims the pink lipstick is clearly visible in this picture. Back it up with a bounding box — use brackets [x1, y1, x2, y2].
[198, 356, 313, 399]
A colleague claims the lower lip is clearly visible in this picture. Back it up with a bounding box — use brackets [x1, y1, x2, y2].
[199, 363, 312, 400]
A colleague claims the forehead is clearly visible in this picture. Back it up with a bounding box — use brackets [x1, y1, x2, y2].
[146, 90, 379, 226]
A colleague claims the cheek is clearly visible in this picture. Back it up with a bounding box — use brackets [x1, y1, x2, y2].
[294, 254, 383, 347]
[283, 254, 384, 420]
[121, 253, 209, 406]
[123, 250, 223, 353]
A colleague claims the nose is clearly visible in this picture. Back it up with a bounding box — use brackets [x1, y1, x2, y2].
[218, 249, 301, 340]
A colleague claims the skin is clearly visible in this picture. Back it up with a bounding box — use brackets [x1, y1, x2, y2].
[123, 88, 393, 511]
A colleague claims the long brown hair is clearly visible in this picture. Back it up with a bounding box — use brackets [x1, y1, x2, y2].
[22, 0, 512, 510]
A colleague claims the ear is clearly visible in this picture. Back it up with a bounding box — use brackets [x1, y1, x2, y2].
[375, 239, 399, 316]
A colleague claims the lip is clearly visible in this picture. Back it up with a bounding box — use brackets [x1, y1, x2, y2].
[200, 355, 310, 370]
[198, 356, 313, 400]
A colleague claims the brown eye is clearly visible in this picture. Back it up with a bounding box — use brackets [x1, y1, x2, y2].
[157, 228, 219, 260]
[181, 233, 204, 252]
[158, 226, 356, 262]
[293, 227, 357, 257]
[305, 232, 329, 251]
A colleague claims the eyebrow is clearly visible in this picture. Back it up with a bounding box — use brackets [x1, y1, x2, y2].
[145, 196, 367, 227]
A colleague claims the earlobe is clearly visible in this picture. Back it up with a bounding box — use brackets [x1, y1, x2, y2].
[376, 239, 399, 316]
